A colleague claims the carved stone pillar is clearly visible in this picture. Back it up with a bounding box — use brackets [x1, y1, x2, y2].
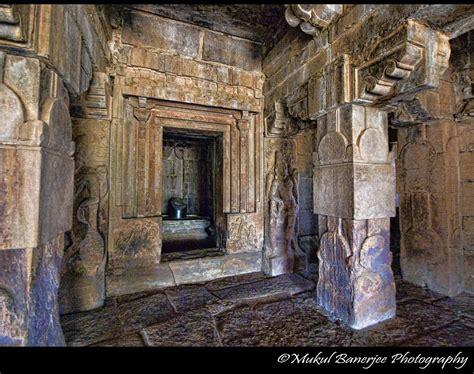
[59, 72, 111, 314]
[395, 75, 464, 296]
[314, 105, 396, 329]
[0, 52, 74, 345]
[307, 20, 450, 328]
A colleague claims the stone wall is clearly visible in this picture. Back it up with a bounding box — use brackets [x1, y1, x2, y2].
[102, 8, 265, 298]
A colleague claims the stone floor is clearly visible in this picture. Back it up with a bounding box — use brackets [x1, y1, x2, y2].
[60, 262, 474, 347]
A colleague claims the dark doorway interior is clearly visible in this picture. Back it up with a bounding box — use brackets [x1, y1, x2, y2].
[161, 131, 218, 256]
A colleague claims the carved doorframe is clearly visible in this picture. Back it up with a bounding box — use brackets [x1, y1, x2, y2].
[107, 94, 263, 293]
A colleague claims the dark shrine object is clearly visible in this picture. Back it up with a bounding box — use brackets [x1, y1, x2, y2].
[168, 197, 188, 219]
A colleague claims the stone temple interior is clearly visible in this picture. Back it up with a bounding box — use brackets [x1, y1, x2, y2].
[1, 4, 474, 347]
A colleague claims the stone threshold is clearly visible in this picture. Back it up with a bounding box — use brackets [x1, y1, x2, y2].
[106, 250, 263, 297]
[161, 247, 223, 262]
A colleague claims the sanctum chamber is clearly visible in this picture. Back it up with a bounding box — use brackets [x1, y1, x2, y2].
[1, 3, 474, 347]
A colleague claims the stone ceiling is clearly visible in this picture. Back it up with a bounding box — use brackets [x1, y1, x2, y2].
[118, 4, 290, 48]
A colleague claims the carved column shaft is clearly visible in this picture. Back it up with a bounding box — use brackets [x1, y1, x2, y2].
[59, 71, 111, 315]
[314, 104, 396, 329]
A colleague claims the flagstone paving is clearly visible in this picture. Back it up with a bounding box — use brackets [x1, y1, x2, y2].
[61, 263, 474, 347]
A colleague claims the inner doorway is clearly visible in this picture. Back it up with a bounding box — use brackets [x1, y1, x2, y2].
[161, 129, 222, 258]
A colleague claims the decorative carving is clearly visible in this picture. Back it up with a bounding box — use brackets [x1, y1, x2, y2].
[317, 216, 396, 329]
[286, 84, 308, 120]
[452, 31, 474, 119]
[0, 5, 29, 42]
[284, 4, 343, 36]
[264, 147, 307, 275]
[265, 101, 298, 138]
[41, 97, 75, 155]
[355, 43, 423, 105]
[83, 72, 111, 119]
[122, 100, 161, 218]
[114, 220, 161, 267]
[227, 215, 263, 253]
[397, 122, 464, 296]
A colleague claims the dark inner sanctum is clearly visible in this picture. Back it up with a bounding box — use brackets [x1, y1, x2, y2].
[161, 132, 218, 255]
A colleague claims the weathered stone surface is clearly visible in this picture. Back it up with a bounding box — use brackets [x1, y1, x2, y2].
[397, 106, 464, 297]
[116, 293, 176, 334]
[317, 217, 396, 330]
[263, 139, 308, 276]
[142, 309, 219, 346]
[212, 273, 315, 304]
[349, 299, 459, 346]
[106, 264, 176, 297]
[165, 285, 219, 313]
[405, 319, 474, 346]
[433, 292, 474, 319]
[61, 270, 474, 346]
[205, 272, 267, 291]
[215, 306, 281, 346]
[3, 4, 474, 346]
[168, 252, 262, 285]
[202, 31, 261, 72]
[27, 236, 65, 346]
[60, 306, 122, 346]
[121, 10, 201, 58]
[90, 333, 146, 347]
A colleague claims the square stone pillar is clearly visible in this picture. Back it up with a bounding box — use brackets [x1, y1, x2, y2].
[314, 104, 396, 329]
[0, 52, 74, 345]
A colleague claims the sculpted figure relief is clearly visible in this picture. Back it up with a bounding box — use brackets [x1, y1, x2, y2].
[264, 149, 307, 275]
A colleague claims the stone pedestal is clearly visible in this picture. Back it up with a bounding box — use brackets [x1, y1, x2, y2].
[314, 105, 396, 329]
[162, 216, 212, 242]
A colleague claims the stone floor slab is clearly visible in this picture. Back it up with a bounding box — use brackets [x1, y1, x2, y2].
[61, 269, 474, 347]
[142, 309, 219, 346]
[211, 273, 315, 305]
[89, 333, 146, 347]
[165, 285, 219, 313]
[117, 293, 176, 335]
[404, 318, 474, 346]
[60, 306, 122, 346]
[205, 272, 267, 291]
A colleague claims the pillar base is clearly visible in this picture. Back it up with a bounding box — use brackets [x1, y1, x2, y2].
[317, 216, 396, 330]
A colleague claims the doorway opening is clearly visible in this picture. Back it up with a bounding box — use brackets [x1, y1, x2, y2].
[161, 129, 222, 260]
